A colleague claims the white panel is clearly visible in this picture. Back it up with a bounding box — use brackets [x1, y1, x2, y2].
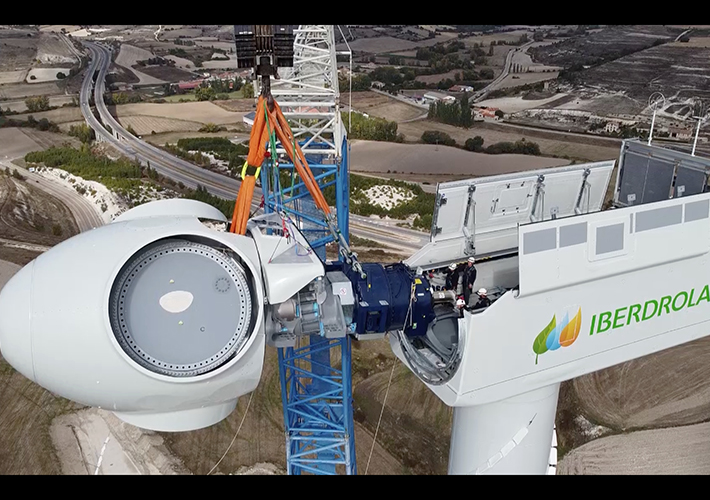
[406, 160, 615, 270]
[433, 184, 472, 241]
[517, 192, 710, 298]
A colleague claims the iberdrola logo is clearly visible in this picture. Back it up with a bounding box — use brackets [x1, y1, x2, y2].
[532, 308, 582, 364]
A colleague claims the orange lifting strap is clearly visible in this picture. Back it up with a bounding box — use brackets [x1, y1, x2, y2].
[230, 95, 331, 235]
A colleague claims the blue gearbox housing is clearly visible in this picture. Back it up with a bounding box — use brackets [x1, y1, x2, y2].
[334, 262, 436, 337]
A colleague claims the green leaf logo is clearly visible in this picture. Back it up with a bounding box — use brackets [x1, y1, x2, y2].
[533, 308, 582, 364]
[533, 315, 556, 365]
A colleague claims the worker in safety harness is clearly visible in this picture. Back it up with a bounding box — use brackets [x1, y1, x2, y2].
[471, 288, 491, 311]
[444, 263, 460, 292]
[455, 297, 466, 317]
[462, 256, 477, 306]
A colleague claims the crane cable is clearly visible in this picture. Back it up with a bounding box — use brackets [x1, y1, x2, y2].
[206, 391, 255, 475]
[364, 356, 398, 475]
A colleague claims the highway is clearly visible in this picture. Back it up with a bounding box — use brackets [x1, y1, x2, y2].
[80, 41, 429, 252]
[0, 158, 104, 233]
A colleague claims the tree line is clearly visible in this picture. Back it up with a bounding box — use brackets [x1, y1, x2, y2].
[428, 93, 473, 128]
[0, 115, 59, 132]
[422, 131, 541, 156]
[341, 111, 403, 143]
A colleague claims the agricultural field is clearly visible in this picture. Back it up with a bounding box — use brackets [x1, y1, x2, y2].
[573, 336, 710, 430]
[0, 128, 49, 159]
[669, 37, 710, 48]
[459, 29, 535, 48]
[494, 71, 560, 90]
[0, 128, 81, 155]
[144, 130, 248, 146]
[541, 92, 646, 116]
[201, 56, 238, 70]
[56, 120, 85, 134]
[576, 43, 710, 103]
[336, 33, 456, 54]
[115, 44, 165, 85]
[0, 81, 63, 101]
[349, 139, 569, 178]
[117, 115, 204, 135]
[396, 119, 622, 162]
[192, 40, 235, 52]
[1, 95, 75, 113]
[0, 71, 27, 85]
[0, 36, 37, 71]
[134, 65, 195, 83]
[25, 68, 72, 83]
[343, 91, 425, 123]
[9, 107, 83, 124]
[558, 422, 710, 474]
[38, 25, 82, 33]
[528, 25, 679, 69]
[415, 70, 461, 85]
[476, 94, 570, 114]
[160, 28, 203, 40]
[114, 102, 246, 126]
[210, 97, 256, 112]
[164, 54, 194, 69]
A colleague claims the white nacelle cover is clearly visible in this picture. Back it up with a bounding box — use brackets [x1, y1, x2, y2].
[406, 160, 615, 270]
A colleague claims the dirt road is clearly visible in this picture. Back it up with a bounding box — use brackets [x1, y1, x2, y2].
[5, 162, 104, 232]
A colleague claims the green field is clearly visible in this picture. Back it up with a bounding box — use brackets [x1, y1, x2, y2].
[160, 91, 244, 103]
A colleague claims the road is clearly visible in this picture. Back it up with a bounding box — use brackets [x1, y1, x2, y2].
[0, 159, 103, 233]
[472, 42, 533, 102]
[80, 41, 429, 252]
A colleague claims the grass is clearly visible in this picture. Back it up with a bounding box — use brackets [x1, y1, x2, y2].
[161, 94, 196, 103]
[349, 233, 387, 248]
[159, 91, 245, 104]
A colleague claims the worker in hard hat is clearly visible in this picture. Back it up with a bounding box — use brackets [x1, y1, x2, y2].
[444, 262, 460, 291]
[462, 257, 477, 306]
[471, 288, 491, 310]
[455, 297, 466, 317]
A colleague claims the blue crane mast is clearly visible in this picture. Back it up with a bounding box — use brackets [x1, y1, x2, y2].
[234, 24, 356, 474]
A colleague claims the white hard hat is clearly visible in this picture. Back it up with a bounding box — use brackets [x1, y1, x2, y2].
[468, 257, 475, 263]
[449, 263, 457, 270]
[478, 288, 487, 295]
[456, 298, 465, 308]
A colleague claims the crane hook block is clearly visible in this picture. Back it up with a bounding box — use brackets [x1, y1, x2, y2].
[233, 25, 295, 71]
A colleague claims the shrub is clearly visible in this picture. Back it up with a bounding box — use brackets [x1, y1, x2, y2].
[464, 136, 484, 152]
[421, 130, 456, 146]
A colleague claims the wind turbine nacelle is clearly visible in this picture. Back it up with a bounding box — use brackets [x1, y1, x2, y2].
[0, 200, 266, 432]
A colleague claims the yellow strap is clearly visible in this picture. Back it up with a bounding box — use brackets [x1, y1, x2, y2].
[241, 160, 261, 180]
